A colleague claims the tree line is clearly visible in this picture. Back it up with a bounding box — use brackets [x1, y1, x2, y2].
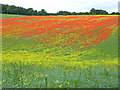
[1, 4, 119, 15]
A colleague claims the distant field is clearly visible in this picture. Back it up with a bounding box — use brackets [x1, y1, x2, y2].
[1, 15, 119, 88]
[1, 14, 118, 19]
[1, 14, 28, 19]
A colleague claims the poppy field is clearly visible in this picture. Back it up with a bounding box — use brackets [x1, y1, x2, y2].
[1, 15, 119, 88]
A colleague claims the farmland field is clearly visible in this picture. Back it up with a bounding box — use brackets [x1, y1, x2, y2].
[1, 14, 28, 19]
[1, 15, 119, 88]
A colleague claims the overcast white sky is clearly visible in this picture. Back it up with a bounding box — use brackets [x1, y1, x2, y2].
[1, 0, 119, 13]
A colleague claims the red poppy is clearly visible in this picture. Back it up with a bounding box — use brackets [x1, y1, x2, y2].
[76, 70, 78, 72]
[100, 81, 103, 83]
[33, 64, 35, 66]
[46, 66, 48, 67]
[88, 75, 90, 77]
[22, 71, 24, 73]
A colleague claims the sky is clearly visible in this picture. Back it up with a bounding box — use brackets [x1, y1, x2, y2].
[1, 0, 119, 13]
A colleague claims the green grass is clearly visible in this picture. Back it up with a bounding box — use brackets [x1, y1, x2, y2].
[1, 14, 28, 19]
[2, 61, 118, 88]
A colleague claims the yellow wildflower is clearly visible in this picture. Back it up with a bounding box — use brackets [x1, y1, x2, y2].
[59, 84, 62, 87]
[68, 82, 69, 85]
[56, 80, 59, 83]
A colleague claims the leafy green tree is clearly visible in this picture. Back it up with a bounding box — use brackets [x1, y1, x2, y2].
[57, 11, 71, 15]
[110, 12, 119, 15]
[90, 8, 96, 15]
[90, 8, 108, 15]
[1, 4, 9, 13]
[71, 12, 77, 15]
[10, 5, 17, 14]
[84, 12, 90, 15]
[38, 9, 47, 15]
[33, 10, 38, 15]
[27, 8, 34, 15]
[6, 6, 12, 14]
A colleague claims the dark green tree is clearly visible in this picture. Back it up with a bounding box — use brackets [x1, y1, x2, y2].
[90, 8, 108, 15]
[6, 6, 12, 14]
[33, 10, 38, 15]
[71, 12, 77, 15]
[27, 8, 34, 15]
[57, 11, 71, 15]
[2, 4, 9, 13]
[110, 12, 119, 15]
[38, 9, 47, 15]
[90, 8, 96, 15]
